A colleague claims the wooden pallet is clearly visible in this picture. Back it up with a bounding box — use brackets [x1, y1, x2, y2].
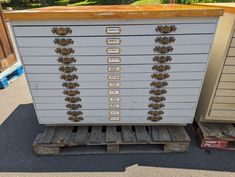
[195, 121, 235, 150]
[33, 126, 191, 155]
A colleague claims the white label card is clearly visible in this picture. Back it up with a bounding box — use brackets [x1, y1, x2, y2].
[106, 27, 121, 34]
[107, 57, 121, 63]
[108, 74, 120, 80]
[109, 103, 120, 109]
[109, 116, 120, 121]
[108, 90, 120, 95]
[109, 110, 120, 115]
[107, 48, 120, 54]
[106, 38, 121, 45]
[109, 97, 120, 102]
[108, 82, 120, 88]
[108, 66, 121, 72]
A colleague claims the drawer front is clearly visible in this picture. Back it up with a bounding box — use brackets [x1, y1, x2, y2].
[29, 80, 202, 89]
[210, 110, 235, 118]
[18, 45, 211, 56]
[27, 72, 205, 82]
[215, 89, 235, 97]
[13, 23, 216, 37]
[213, 96, 235, 104]
[218, 82, 235, 89]
[33, 95, 198, 104]
[30, 88, 200, 97]
[38, 116, 190, 124]
[36, 109, 195, 117]
[220, 74, 235, 82]
[225, 57, 235, 65]
[16, 34, 214, 47]
[24, 64, 206, 74]
[35, 102, 196, 110]
[21, 54, 209, 65]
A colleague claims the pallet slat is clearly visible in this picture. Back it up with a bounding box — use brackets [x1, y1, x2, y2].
[106, 126, 118, 143]
[168, 126, 190, 142]
[73, 126, 89, 144]
[121, 126, 135, 143]
[51, 126, 73, 145]
[39, 127, 56, 144]
[135, 126, 150, 142]
[151, 126, 172, 142]
[89, 126, 103, 144]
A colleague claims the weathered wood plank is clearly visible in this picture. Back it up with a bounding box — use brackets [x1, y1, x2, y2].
[106, 126, 118, 143]
[51, 126, 73, 145]
[121, 126, 134, 143]
[39, 126, 56, 144]
[167, 126, 190, 142]
[135, 126, 149, 142]
[73, 126, 89, 144]
[151, 126, 172, 142]
[89, 126, 102, 144]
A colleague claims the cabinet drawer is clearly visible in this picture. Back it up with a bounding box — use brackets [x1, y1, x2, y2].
[38, 116, 190, 124]
[227, 48, 235, 57]
[33, 95, 198, 104]
[30, 88, 200, 97]
[225, 57, 235, 65]
[19, 45, 211, 56]
[222, 66, 235, 74]
[213, 96, 235, 104]
[29, 80, 202, 89]
[13, 23, 216, 37]
[220, 74, 235, 82]
[36, 109, 195, 117]
[218, 82, 235, 89]
[35, 102, 196, 110]
[210, 110, 235, 117]
[216, 89, 235, 97]
[24, 64, 206, 74]
[211, 103, 235, 110]
[22, 54, 209, 65]
[16, 34, 214, 47]
[27, 72, 205, 82]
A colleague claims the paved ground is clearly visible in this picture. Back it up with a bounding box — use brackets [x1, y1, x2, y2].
[0, 75, 235, 177]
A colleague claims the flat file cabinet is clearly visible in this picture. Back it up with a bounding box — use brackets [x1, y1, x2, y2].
[5, 5, 223, 125]
[195, 3, 235, 123]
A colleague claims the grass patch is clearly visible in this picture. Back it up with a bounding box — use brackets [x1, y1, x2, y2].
[131, 0, 161, 5]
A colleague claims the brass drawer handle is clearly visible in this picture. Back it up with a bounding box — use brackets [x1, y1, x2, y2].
[67, 111, 83, 116]
[148, 110, 164, 116]
[149, 96, 166, 102]
[153, 56, 172, 63]
[148, 103, 165, 109]
[154, 46, 173, 54]
[152, 65, 171, 72]
[59, 66, 77, 73]
[155, 36, 175, 45]
[66, 104, 82, 110]
[155, 25, 177, 34]
[62, 82, 79, 89]
[147, 116, 163, 122]
[60, 74, 78, 81]
[51, 27, 72, 36]
[150, 81, 168, 88]
[68, 116, 83, 122]
[55, 48, 75, 55]
[63, 90, 80, 96]
[58, 57, 76, 64]
[65, 97, 81, 103]
[54, 38, 74, 46]
[149, 89, 167, 95]
[151, 73, 169, 80]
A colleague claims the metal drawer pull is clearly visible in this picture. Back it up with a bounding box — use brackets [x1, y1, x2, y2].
[155, 36, 175, 45]
[149, 96, 166, 102]
[54, 38, 74, 46]
[152, 65, 171, 72]
[62, 82, 79, 89]
[60, 74, 78, 81]
[65, 97, 81, 103]
[63, 90, 80, 96]
[149, 89, 167, 95]
[154, 46, 173, 54]
[148, 110, 164, 116]
[68, 116, 83, 122]
[55, 48, 75, 55]
[66, 104, 82, 110]
[150, 81, 168, 88]
[67, 111, 83, 116]
[59, 66, 77, 73]
[151, 73, 169, 80]
[57, 57, 76, 64]
[51, 27, 72, 36]
[153, 56, 172, 63]
[155, 25, 177, 34]
[108, 82, 120, 88]
[147, 116, 163, 122]
[148, 103, 165, 109]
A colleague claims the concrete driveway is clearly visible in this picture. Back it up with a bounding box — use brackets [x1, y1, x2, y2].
[0, 75, 235, 177]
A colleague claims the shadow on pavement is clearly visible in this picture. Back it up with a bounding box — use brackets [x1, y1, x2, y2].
[0, 103, 235, 172]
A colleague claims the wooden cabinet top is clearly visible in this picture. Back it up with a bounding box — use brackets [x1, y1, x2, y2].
[194, 3, 235, 14]
[4, 4, 223, 20]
